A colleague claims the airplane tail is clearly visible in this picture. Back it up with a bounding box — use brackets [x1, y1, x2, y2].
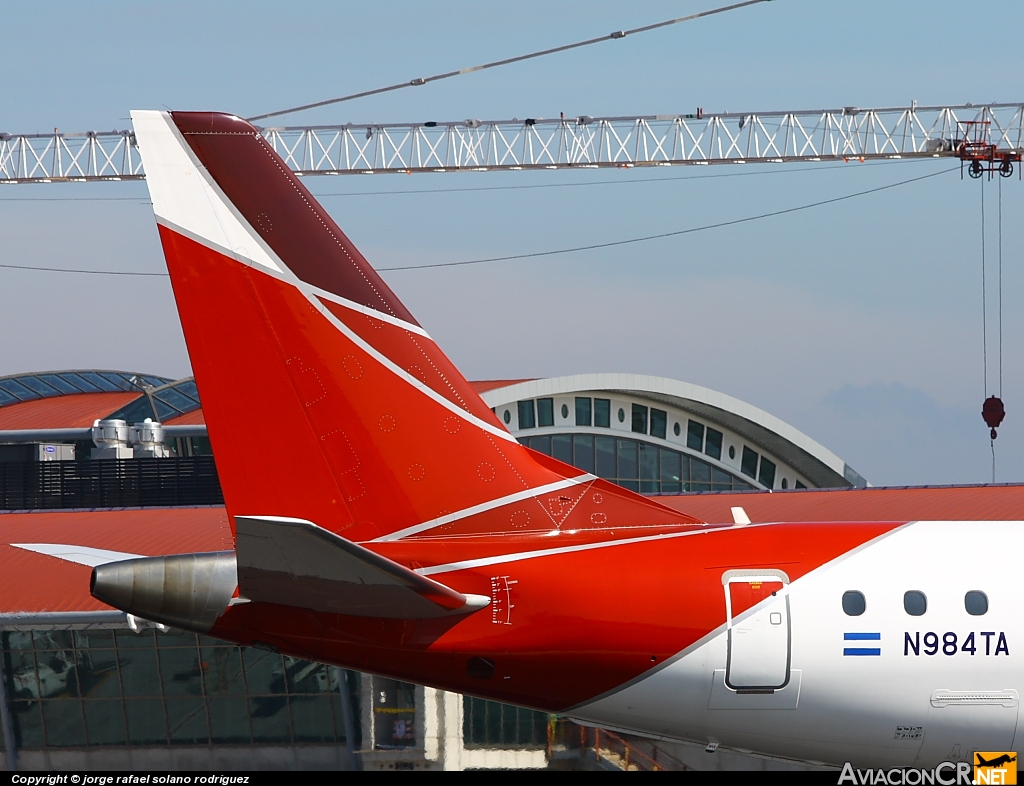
[130, 111, 695, 545]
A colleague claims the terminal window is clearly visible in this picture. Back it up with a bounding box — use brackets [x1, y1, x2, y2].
[572, 435, 595, 474]
[517, 400, 536, 430]
[551, 434, 572, 465]
[373, 678, 416, 749]
[463, 696, 546, 749]
[520, 434, 752, 493]
[617, 439, 639, 490]
[740, 446, 759, 478]
[704, 428, 723, 460]
[649, 408, 667, 440]
[631, 404, 648, 435]
[687, 421, 705, 452]
[575, 397, 592, 427]
[595, 436, 616, 479]
[536, 398, 554, 428]
[1, 629, 356, 749]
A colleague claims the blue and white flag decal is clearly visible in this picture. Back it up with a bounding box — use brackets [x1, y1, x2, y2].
[844, 632, 881, 656]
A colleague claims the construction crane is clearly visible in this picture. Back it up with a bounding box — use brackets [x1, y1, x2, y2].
[1, 98, 1017, 464]
[2, 102, 1023, 183]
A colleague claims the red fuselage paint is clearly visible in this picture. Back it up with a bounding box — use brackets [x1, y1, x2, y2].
[208, 520, 901, 710]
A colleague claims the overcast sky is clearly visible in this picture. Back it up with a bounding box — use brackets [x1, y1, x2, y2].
[3, 0, 1024, 487]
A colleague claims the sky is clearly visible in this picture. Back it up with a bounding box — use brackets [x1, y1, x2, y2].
[2, 0, 1024, 487]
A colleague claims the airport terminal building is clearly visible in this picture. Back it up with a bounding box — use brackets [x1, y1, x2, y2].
[0, 369, 866, 771]
[480, 374, 865, 493]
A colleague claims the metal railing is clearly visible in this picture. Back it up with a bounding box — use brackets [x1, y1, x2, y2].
[547, 718, 691, 771]
[0, 456, 222, 510]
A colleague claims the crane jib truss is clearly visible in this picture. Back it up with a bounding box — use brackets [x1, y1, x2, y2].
[3, 103, 1024, 183]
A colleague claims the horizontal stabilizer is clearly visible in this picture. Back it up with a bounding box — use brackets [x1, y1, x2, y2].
[235, 516, 489, 619]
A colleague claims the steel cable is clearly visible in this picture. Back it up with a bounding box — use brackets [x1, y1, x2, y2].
[982, 177, 988, 400]
[247, 0, 771, 123]
[380, 167, 956, 271]
[0, 166, 953, 278]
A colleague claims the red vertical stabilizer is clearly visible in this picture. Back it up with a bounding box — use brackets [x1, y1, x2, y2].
[131, 111, 696, 543]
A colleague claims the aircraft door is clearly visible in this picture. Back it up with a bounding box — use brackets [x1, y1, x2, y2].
[724, 570, 791, 691]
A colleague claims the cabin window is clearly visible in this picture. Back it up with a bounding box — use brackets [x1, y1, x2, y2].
[965, 591, 988, 616]
[903, 591, 927, 616]
[842, 591, 866, 616]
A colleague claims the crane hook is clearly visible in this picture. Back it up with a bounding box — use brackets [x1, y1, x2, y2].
[982, 395, 1005, 440]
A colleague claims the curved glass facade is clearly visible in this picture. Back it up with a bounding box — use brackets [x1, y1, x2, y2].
[2, 629, 356, 748]
[0, 629, 559, 761]
[105, 378, 202, 424]
[519, 433, 753, 493]
[0, 371, 171, 409]
[463, 696, 546, 749]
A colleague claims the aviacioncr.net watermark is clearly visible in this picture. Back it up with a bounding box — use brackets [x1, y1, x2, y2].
[839, 762, 974, 786]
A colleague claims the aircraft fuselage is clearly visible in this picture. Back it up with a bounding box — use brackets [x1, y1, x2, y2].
[206, 519, 1020, 767]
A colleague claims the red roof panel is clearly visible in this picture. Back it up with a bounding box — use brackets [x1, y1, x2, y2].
[163, 407, 206, 425]
[0, 392, 141, 429]
[0, 507, 231, 614]
[657, 484, 1024, 524]
[3, 485, 1022, 616]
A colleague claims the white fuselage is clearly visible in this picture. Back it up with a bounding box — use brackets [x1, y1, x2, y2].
[574, 521, 1021, 768]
